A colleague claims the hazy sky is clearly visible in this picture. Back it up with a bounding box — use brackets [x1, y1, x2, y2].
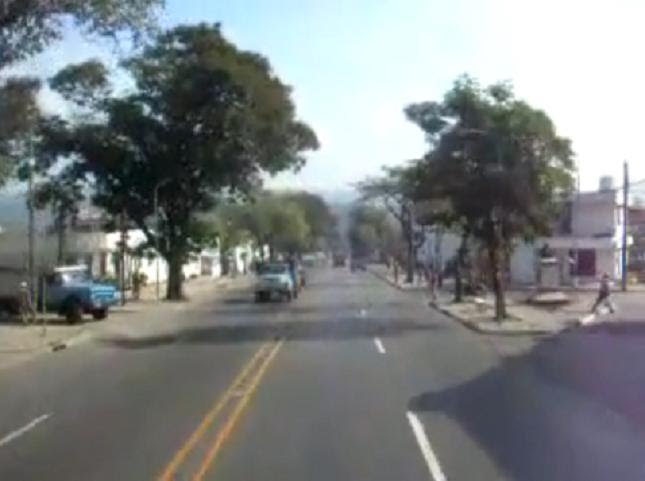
[13, 0, 645, 194]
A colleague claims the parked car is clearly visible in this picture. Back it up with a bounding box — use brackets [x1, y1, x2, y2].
[43, 265, 120, 323]
[254, 263, 296, 302]
[350, 258, 367, 271]
[0, 265, 119, 323]
[332, 253, 347, 267]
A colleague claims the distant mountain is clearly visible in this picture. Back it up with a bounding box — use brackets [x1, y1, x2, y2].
[314, 188, 358, 206]
[0, 193, 29, 226]
[0, 191, 52, 230]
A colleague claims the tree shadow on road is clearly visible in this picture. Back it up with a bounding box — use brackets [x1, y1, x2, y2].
[100, 316, 442, 350]
[209, 299, 413, 319]
[408, 321, 645, 481]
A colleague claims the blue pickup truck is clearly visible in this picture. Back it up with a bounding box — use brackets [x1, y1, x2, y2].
[43, 265, 120, 323]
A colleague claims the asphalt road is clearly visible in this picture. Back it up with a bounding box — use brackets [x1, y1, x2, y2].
[0, 267, 645, 480]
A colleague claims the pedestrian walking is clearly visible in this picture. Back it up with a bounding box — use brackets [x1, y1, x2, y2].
[591, 272, 615, 314]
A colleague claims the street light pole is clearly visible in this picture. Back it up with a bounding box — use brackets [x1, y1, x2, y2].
[27, 156, 35, 311]
[622, 161, 629, 291]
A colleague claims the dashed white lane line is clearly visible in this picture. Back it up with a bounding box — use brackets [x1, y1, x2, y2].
[373, 337, 386, 354]
[406, 411, 447, 481]
[0, 414, 51, 448]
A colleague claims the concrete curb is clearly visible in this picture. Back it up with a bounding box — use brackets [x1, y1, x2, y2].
[366, 267, 426, 292]
[428, 301, 558, 337]
[368, 266, 568, 337]
[366, 266, 403, 290]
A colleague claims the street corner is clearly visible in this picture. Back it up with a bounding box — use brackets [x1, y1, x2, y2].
[429, 298, 566, 337]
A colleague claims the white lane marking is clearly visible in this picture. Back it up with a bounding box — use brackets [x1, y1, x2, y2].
[406, 411, 447, 481]
[0, 414, 51, 448]
[373, 337, 386, 354]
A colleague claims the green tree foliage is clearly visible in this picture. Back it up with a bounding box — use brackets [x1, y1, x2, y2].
[0, 0, 162, 186]
[0, 77, 41, 185]
[0, 0, 162, 69]
[280, 191, 336, 250]
[32, 172, 84, 263]
[347, 203, 400, 260]
[406, 75, 574, 320]
[41, 24, 319, 299]
[214, 192, 322, 262]
[265, 200, 310, 256]
[49, 59, 111, 107]
[358, 166, 420, 282]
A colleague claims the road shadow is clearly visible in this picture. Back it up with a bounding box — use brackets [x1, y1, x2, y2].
[101, 315, 442, 350]
[408, 320, 645, 481]
[208, 299, 413, 319]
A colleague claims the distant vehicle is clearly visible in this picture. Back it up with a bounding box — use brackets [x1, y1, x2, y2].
[254, 263, 296, 302]
[332, 253, 347, 267]
[0, 265, 119, 323]
[350, 258, 367, 271]
[302, 251, 327, 268]
[301, 254, 316, 268]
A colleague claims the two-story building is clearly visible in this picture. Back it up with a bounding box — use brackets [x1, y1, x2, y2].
[510, 177, 629, 286]
[416, 177, 630, 287]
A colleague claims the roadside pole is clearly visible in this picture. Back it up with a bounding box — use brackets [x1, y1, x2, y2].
[154, 187, 160, 300]
[573, 171, 580, 290]
[120, 210, 127, 305]
[27, 155, 36, 322]
[406, 201, 415, 284]
[622, 161, 629, 291]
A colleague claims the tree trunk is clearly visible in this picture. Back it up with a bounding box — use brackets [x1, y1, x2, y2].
[487, 243, 507, 322]
[220, 247, 230, 276]
[56, 213, 66, 264]
[166, 253, 184, 300]
[454, 233, 468, 303]
[406, 233, 414, 284]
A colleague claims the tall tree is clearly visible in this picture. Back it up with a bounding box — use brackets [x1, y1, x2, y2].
[0, 0, 162, 69]
[0, 0, 162, 184]
[32, 171, 84, 263]
[358, 166, 419, 282]
[280, 191, 336, 250]
[0, 77, 41, 186]
[404, 159, 471, 301]
[41, 24, 319, 299]
[406, 75, 574, 320]
[347, 203, 400, 261]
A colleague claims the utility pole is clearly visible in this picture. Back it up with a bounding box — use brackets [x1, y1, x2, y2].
[572, 171, 580, 290]
[27, 157, 35, 310]
[120, 209, 127, 305]
[406, 201, 415, 284]
[621, 161, 629, 291]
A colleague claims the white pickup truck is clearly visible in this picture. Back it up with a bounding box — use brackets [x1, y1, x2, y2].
[254, 262, 296, 302]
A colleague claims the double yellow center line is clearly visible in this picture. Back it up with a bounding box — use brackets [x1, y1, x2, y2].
[158, 339, 284, 481]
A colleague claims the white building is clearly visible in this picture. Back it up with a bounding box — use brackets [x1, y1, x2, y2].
[416, 227, 460, 272]
[510, 177, 629, 286]
[414, 177, 629, 287]
[67, 226, 224, 285]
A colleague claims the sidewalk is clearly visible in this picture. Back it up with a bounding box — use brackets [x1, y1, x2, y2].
[0, 274, 251, 370]
[366, 264, 428, 291]
[368, 263, 645, 336]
